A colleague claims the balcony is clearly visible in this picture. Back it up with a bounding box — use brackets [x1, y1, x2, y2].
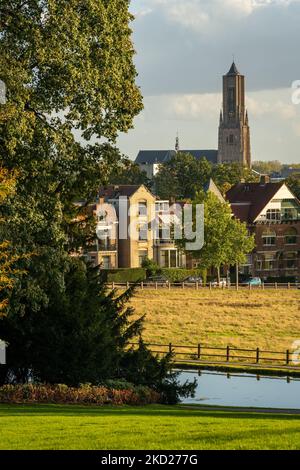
[89, 240, 117, 252]
[154, 239, 175, 247]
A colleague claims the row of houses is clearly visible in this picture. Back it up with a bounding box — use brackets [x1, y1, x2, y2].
[85, 176, 300, 281]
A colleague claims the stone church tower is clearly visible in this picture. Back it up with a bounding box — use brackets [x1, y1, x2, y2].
[218, 62, 251, 167]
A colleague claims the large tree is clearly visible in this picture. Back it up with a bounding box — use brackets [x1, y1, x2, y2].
[154, 152, 212, 200]
[178, 192, 255, 282]
[0, 0, 143, 313]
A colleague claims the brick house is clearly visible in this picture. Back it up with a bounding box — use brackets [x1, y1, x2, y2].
[226, 176, 300, 281]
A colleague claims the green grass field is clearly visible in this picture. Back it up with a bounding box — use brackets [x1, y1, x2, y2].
[1, 404, 300, 450]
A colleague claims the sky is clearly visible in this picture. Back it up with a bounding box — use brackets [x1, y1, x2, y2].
[116, 0, 300, 164]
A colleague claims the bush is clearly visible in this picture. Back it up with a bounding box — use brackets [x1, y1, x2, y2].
[106, 268, 146, 283]
[161, 268, 203, 283]
[0, 383, 161, 406]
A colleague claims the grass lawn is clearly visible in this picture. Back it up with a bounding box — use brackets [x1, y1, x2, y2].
[130, 289, 300, 351]
[1, 404, 300, 450]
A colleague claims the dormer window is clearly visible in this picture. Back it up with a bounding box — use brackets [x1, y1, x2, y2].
[266, 209, 280, 221]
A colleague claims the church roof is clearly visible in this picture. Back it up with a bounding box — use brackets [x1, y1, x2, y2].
[135, 149, 218, 165]
[226, 62, 240, 76]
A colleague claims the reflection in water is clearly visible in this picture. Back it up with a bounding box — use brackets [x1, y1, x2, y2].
[178, 369, 300, 409]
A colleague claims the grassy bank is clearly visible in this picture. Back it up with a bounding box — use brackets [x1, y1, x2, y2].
[1, 404, 300, 450]
[130, 289, 300, 351]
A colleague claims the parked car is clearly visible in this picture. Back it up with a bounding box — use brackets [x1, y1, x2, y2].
[242, 277, 262, 287]
[211, 278, 227, 288]
[144, 275, 169, 286]
[183, 276, 203, 286]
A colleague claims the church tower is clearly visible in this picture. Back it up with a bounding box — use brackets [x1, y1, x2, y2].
[218, 62, 251, 167]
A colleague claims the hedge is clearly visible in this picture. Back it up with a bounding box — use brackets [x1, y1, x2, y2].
[106, 268, 206, 283]
[106, 268, 146, 283]
[161, 268, 205, 283]
[0, 383, 161, 406]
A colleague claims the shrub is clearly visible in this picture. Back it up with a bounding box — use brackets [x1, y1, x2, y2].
[161, 268, 203, 283]
[106, 268, 146, 283]
[0, 383, 161, 406]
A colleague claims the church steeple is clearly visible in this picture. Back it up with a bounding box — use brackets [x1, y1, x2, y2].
[218, 62, 251, 167]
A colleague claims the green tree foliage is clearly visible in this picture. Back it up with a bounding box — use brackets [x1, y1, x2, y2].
[0, 0, 143, 313]
[154, 153, 257, 200]
[286, 175, 300, 200]
[178, 192, 255, 280]
[154, 153, 212, 200]
[0, 2, 195, 401]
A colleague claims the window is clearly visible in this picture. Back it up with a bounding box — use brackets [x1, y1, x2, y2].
[138, 250, 148, 267]
[285, 228, 297, 245]
[266, 209, 280, 221]
[262, 231, 276, 246]
[102, 256, 110, 270]
[286, 252, 297, 269]
[138, 201, 147, 217]
[138, 224, 148, 241]
[263, 253, 276, 271]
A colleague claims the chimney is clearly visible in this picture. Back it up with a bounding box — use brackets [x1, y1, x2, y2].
[260, 175, 270, 186]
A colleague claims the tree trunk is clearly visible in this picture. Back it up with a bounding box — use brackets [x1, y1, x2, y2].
[217, 266, 221, 284]
[236, 262, 239, 291]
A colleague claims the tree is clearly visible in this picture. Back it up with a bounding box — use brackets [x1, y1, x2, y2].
[212, 163, 258, 193]
[178, 192, 255, 282]
[154, 153, 212, 200]
[0, 2, 195, 400]
[0, 168, 23, 315]
[286, 175, 300, 200]
[0, 0, 143, 316]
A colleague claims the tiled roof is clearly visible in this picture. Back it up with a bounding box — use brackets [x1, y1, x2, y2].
[226, 182, 284, 223]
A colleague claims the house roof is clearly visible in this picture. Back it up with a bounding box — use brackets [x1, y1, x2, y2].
[98, 185, 144, 199]
[135, 149, 218, 165]
[226, 182, 284, 223]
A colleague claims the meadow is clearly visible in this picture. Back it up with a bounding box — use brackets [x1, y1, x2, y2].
[130, 288, 300, 351]
[1, 404, 300, 450]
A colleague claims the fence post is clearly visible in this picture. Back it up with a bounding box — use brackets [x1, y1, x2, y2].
[209, 282, 212, 291]
[226, 346, 230, 362]
[256, 348, 260, 364]
[168, 282, 171, 290]
[141, 281, 144, 290]
[155, 282, 158, 290]
[182, 282, 185, 289]
[112, 281, 115, 289]
[169, 343, 173, 354]
[262, 282, 265, 290]
[275, 282, 278, 290]
[198, 343, 201, 359]
[126, 282, 129, 289]
[196, 282, 199, 290]
[286, 350, 290, 366]
[288, 282, 291, 290]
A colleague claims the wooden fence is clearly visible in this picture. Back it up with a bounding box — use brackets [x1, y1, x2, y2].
[129, 342, 299, 369]
[108, 281, 299, 291]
